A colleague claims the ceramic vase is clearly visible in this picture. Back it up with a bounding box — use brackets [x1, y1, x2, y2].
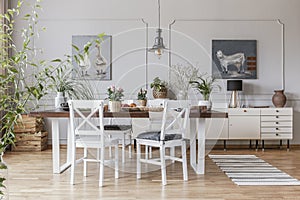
[272, 90, 287, 107]
[55, 92, 67, 108]
[109, 101, 121, 112]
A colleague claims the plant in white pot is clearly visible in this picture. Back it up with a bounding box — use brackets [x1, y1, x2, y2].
[46, 61, 95, 108]
[189, 73, 220, 110]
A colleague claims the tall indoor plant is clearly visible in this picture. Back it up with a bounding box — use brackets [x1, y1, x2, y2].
[0, 0, 51, 197]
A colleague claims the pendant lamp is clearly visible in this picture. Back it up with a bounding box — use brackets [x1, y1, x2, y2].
[149, 0, 167, 58]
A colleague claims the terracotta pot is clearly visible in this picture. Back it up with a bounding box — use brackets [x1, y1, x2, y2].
[272, 90, 286, 107]
[153, 88, 167, 99]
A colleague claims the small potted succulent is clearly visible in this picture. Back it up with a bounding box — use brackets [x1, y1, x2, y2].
[150, 77, 168, 99]
[137, 88, 147, 106]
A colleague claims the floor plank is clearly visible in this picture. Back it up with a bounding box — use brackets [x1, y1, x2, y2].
[4, 147, 300, 199]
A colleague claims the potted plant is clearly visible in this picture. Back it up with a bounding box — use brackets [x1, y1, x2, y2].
[46, 60, 94, 108]
[107, 85, 124, 112]
[150, 77, 168, 99]
[189, 73, 220, 110]
[137, 88, 147, 106]
[0, 1, 52, 197]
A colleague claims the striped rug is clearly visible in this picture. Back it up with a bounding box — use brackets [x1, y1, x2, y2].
[209, 154, 300, 186]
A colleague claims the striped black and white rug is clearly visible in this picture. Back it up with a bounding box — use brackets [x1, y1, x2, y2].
[209, 154, 300, 186]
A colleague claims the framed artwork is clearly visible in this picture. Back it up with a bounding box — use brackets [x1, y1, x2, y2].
[212, 40, 257, 79]
[72, 35, 112, 80]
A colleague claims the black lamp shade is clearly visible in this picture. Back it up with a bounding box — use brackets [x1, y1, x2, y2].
[227, 80, 243, 91]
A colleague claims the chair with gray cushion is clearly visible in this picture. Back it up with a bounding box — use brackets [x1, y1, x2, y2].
[136, 100, 189, 185]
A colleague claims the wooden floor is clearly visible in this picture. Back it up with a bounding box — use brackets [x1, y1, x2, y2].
[4, 146, 300, 200]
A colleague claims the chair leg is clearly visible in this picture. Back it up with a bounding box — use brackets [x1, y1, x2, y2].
[115, 144, 119, 179]
[70, 145, 76, 185]
[128, 135, 132, 159]
[149, 146, 152, 159]
[170, 146, 175, 163]
[145, 145, 149, 160]
[99, 147, 105, 187]
[122, 134, 126, 163]
[182, 141, 188, 181]
[160, 145, 167, 186]
[83, 147, 88, 177]
[137, 143, 141, 179]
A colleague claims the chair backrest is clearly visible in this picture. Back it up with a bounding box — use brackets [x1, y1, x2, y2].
[68, 100, 105, 145]
[160, 100, 190, 141]
[147, 99, 166, 131]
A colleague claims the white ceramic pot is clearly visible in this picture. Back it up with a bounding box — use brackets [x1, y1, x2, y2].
[109, 101, 121, 112]
[198, 100, 212, 111]
[55, 92, 67, 108]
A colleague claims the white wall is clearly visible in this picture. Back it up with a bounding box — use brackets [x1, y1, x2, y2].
[13, 0, 300, 144]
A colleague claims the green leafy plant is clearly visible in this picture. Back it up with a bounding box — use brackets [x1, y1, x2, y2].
[45, 59, 94, 100]
[0, 0, 51, 196]
[137, 88, 147, 100]
[150, 77, 168, 92]
[189, 74, 220, 101]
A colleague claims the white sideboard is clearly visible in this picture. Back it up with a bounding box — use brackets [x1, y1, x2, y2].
[205, 107, 293, 150]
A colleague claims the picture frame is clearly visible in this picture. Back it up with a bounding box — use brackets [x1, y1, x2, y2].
[212, 40, 257, 79]
[72, 35, 112, 80]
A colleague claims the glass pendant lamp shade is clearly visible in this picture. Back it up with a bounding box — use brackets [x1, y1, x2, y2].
[149, 0, 167, 58]
[149, 28, 166, 58]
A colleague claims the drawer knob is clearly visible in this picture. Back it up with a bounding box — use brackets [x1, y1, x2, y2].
[276, 133, 279, 136]
[276, 128, 279, 130]
[276, 122, 279, 124]
[243, 110, 247, 112]
[276, 116, 279, 118]
[276, 110, 279, 112]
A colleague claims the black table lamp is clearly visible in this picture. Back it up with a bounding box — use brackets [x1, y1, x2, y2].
[227, 80, 243, 108]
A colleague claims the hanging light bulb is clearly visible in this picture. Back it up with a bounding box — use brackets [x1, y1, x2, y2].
[149, 0, 167, 58]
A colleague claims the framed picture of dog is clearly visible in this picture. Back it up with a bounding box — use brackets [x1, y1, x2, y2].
[212, 40, 257, 79]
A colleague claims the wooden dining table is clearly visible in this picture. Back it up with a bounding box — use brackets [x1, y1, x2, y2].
[29, 108, 227, 175]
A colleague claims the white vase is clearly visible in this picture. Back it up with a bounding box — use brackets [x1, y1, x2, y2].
[55, 92, 67, 108]
[109, 101, 121, 112]
[198, 100, 212, 111]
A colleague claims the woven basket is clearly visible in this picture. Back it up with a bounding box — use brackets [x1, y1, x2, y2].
[153, 88, 168, 99]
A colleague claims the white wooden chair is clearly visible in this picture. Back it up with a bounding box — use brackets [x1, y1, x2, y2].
[68, 100, 119, 187]
[136, 100, 189, 185]
[105, 100, 133, 163]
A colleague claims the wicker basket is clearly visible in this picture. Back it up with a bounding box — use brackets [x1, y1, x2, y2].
[153, 88, 168, 99]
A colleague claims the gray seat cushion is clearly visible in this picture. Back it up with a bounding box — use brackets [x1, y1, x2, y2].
[104, 125, 132, 131]
[136, 131, 182, 141]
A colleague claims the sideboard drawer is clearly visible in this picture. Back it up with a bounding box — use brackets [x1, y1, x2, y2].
[261, 121, 292, 127]
[261, 133, 292, 139]
[260, 108, 292, 115]
[261, 127, 292, 133]
[261, 116, 292, 122]
[228, 108, 260, 116]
